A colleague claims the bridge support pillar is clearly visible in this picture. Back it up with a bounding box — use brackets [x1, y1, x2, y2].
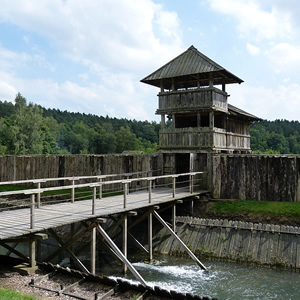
[148, 212, 153, 261]
[90, 226, 96, 274]
[172, 204, 176, 232]
[29, 238, 36, 268]
[123, 215, 128, 273]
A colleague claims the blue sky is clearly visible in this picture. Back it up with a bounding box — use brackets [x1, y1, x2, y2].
[0, 0, 300, 122]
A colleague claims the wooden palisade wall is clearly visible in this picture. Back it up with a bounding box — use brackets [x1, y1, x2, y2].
[212, 154, 300, 202]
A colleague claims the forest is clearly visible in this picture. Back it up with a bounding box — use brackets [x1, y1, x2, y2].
[0, 93, 299, 155]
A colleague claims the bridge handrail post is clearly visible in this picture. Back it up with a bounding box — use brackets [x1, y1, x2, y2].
[71, 180, 75, 203]
[123, 182, 128, 209]
[30, 194, 35, 230]
[148, 179, 152, 203]
[172, 176, 176, 198]
[92, 186, 96, 215]
[98, 178, 102, 199]
[190, 174, 194, 194]
[126, 176, 130, 195]
[36, 182, 41, 208]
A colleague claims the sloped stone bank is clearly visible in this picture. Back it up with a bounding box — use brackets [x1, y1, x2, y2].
[154, 217, 300, 270]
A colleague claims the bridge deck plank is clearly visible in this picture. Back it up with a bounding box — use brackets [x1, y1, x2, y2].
[0, 188, 206, 240]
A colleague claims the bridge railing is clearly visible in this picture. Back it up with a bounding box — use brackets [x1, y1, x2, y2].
[0, 171, 204, 230]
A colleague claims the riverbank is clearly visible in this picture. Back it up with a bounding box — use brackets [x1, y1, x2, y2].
[154, 215, 300, 271]
[195, 200, 300, 226]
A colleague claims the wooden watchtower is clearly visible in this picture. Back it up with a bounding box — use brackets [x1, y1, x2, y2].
[141, 46, 260, 184]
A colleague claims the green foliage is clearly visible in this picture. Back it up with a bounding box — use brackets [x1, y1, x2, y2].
[0, 94, 159, 155]
[210, 200, 300, 218]
[2, 94, 298, 156]
[0, 288, 37, 299]
[250, 120, 300, 154]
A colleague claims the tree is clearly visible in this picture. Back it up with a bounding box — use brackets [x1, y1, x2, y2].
[115, 126, 142, 153]
[13, 93, 45, 154]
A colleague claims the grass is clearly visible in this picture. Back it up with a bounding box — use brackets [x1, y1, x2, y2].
[210, 200, 300, 218]
[0, 288, 37, 300]
[0, 184, 33, 192]
[0, 184, 122, 200]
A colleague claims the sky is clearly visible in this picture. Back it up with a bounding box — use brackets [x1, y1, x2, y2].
[0, 0, 300, 122]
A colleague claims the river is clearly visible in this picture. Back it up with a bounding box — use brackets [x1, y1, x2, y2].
[109, 255, 300, 300]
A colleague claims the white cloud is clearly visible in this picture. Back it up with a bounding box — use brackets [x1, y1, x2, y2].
[227, 83, 300, 121]
[246, 43, 260, 55]
[265, 43, 300, 73]
[0, 0, 184, 120]
[0, 80, 17, 100]
[0, 46, 30, 70]
[0, 0, 183, 74]
[209, 0, 293, 41]
[0, 71, 155, 120]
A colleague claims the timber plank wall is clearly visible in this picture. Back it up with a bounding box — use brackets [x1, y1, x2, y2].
[0, 154, 161, 185]
[0, 153, 299, 202]
[212, 154, 300, 202]
[154, 216, 300, 270]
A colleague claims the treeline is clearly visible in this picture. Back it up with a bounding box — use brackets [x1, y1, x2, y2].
[250, 120, 300, 154]
[0, 93, 159, 155]
[0, 94, 299, 155]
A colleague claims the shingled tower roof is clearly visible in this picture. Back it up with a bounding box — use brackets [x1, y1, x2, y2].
[141, 45, 243, 90]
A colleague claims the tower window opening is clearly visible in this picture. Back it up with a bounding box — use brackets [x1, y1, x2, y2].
[175, 114, 197, 128]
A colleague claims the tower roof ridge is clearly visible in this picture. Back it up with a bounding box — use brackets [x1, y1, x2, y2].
[141, 45, 243, 89]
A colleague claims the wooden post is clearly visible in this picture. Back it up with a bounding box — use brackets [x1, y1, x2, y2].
[98, 178, 102, 199]
[96, 224, 147, 287]
[123, 183, 128, 209]
[92, 186, 96, 215]
[153, 211, 206, 270]
[160, 80, 164, 93]
[171, 78, 175, 91]
[209, 72, 213, 87]
[148, 179, 152, 203]
[222, 83, 226, 92]
[29, 238, 36, 268]
[172, 177, 176, 198]
[37, 182, 41, 208]
[161, 114, 165, 129]
[148, 212, 153, 261]
[172, 204, 176, 232]
[90, 226, 96, 274]
[126, 176, 130, 195]
[197, 112, 201, 127]
[190, 174, 194, 194]
[123, 215, 128, 273]
[71, 180, 75, 203]
[30, 194, 35, 230]
[210, 111, 214, 129]
[70, 223, 75, 265]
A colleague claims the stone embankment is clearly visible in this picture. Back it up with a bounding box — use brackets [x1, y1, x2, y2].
[154, 217, 300, 270]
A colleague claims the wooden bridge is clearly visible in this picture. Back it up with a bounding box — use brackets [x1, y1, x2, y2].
[0, 171, 208, 286]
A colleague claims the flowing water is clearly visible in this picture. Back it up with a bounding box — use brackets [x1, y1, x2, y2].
[110, 256, 300, 300]
[2, 239, 299, 299]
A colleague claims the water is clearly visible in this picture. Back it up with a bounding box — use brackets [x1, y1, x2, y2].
[2, 241, 300, 299]
[114, 256, 300, 300]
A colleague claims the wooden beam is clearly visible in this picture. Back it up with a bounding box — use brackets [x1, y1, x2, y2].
[172, 204, 176, 232]
[96, 224, 147, 287]
[153, 211, 207, 270]
[123, 215, 128, 273]
[0, 242, 29, 261]
[29, 238, 36, 268]
[90, 227, 96, 274]
[148, 212, 153, 261]
[45, 223, 95, 262]
[48, 229, 90, 274]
